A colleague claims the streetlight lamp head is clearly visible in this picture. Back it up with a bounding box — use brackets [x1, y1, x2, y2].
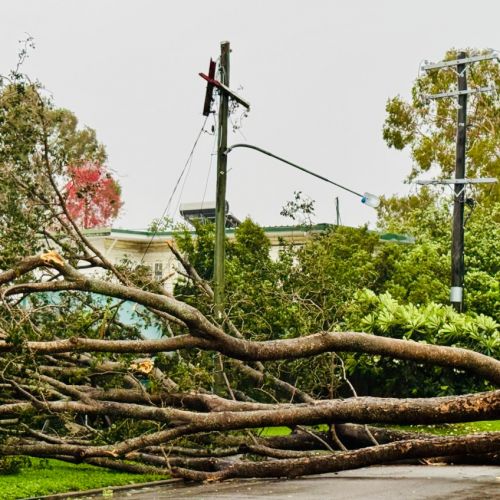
[361, 192, 380, 208]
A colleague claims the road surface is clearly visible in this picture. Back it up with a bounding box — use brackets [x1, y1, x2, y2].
[81, 465, 500, 499]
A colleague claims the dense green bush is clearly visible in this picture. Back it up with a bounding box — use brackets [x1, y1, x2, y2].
[172, 213, 499, 399]
[340, 290, 499, 396]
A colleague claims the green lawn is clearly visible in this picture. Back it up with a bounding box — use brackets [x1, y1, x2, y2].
[258, 421, 500, 437]
[394, 420, 500, 436]
[0, 458, 167, 500]
[257, 426, 292, 437]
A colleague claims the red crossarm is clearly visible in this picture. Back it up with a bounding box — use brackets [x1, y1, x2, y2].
[199, 68, 250, 111]
[201, 59, 217, 116]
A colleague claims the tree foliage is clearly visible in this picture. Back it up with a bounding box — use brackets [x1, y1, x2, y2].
[0, 77, 108, 266]
[173, 213, 499, 398]
[383, 48, 499, 193]
[342, 290, 498, 396]
[64, 162, 123, 229]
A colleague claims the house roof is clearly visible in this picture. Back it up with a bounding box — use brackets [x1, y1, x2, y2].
[83, 224, 414, 244]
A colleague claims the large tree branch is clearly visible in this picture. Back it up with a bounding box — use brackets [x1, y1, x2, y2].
[0, 330, 498, 385]
[172, 433, 500, 481]
[1, 391, 498, 429]
[0, 255, 57, 286]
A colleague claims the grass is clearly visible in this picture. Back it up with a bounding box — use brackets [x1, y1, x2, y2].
[258, 421, 500, 438]
[393, 420, 500, 436]
[0, 458, 168, 500]
[257, 426, 292, 437]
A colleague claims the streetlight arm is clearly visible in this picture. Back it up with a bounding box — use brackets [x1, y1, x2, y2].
[225, 143, 364, 199]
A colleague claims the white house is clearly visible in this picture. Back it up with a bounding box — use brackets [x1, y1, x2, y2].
[84, 224, 331, 293]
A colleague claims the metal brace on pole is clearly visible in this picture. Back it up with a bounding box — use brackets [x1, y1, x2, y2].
[415, 178, 498, 199]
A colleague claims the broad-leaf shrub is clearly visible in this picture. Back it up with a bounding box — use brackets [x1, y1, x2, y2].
[341, 290, 499, 396]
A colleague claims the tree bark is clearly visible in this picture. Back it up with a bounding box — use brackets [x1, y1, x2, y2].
[173, 433, 500, 481]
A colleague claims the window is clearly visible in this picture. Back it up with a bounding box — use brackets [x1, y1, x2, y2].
[154, 262, 163, 281]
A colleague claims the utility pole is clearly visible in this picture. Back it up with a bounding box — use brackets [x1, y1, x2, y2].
[417, 51, 499, 311]
[199, 43, 250, 319]
[450, 53, 467, 312]
[214, 41, 230, 317]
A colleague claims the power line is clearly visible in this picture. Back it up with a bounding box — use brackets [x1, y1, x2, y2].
[172, 143, 196, 222]
[140, 115, 209, 263]
[201, 114, 218, 211]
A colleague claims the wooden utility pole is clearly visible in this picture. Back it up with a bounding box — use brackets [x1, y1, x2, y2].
[450, 52, 467, 312]
[199, 42, 249, 320]
[214, 41, 230, 317]
[418, 50, 498, 311]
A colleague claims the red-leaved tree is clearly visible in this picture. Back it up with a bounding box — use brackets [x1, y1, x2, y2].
[64, 162, 123, 229]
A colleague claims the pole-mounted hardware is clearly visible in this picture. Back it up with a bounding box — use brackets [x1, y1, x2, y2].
[201, 59, 217, 117]
[422, 86, 495, 102]
[199, 64, 250, 116]
[416, 178, 497, 198]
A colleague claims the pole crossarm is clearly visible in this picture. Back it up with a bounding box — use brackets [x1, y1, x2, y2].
[199, 73, 250, 110]
[424, 86, 495, 101]
[226, 143, 364, 199]
[415, 178, 498, 185]
[421, 52, 499, 71]
[201, 59, 217, 116]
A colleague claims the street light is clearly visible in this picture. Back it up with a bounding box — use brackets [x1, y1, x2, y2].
[213, 142, 379, 316]
[225, 143, 380, 208]
[361, 192, 380, 208]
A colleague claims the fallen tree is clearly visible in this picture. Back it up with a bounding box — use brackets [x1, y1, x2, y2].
[0, 75, 499, 482]
[0, 249, 498, 480]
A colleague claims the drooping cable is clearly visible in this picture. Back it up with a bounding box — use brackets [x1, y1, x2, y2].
[140, 116, 209, 263]
[201, 114, 218, 211]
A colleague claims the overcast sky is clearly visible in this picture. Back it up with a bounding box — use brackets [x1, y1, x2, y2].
[2, 1, 499, 229]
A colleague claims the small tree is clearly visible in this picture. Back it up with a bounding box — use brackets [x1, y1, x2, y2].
[64, 162, 123, 228]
